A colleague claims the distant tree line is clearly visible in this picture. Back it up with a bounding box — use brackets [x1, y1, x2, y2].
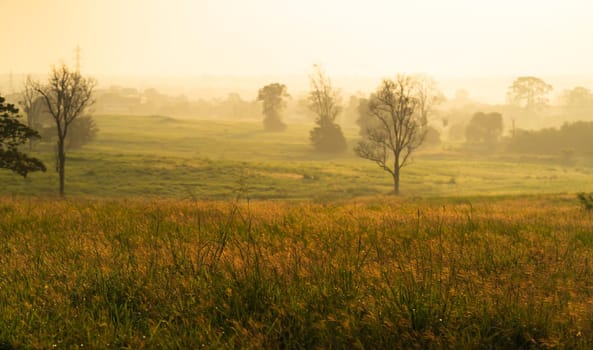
[94, 87, 263, 120]
[507, 121, 593, 155]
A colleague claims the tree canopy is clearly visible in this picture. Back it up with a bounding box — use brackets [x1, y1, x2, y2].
[560, 86, 593, 120]
[465, 112, 503, 144]
[507, 76, 553, 112]
[257, 83, 289, 132]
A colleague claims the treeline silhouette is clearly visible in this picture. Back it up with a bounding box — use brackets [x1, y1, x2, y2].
[507, 121, 593, 155]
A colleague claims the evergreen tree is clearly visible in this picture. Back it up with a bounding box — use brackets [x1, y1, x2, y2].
[0, 95, 46, 177]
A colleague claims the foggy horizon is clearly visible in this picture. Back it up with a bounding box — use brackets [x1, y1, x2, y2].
[5, 71, 593, 105]
[3, 1, 593, 80]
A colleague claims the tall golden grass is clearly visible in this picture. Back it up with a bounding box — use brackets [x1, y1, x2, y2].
[0, 195, 592, 348]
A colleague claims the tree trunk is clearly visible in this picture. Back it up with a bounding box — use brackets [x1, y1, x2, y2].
[393, 157, 400, 195]
[57, 139, 66, 197]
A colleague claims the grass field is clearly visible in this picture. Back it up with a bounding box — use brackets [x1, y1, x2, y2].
[2, 195, 593, 348]
[1, 114, 593, 199]
[3, 115, 593, 348]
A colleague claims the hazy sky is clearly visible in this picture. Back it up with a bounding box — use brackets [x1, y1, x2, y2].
[2, 0, 593, 79]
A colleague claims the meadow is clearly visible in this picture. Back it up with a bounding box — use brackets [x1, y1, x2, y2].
[3, 115, 593, 348]
[1, 114, 593, 199]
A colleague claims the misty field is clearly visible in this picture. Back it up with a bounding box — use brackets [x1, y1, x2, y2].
[1, 195, 593, 349]
[1, 114, 593, 199]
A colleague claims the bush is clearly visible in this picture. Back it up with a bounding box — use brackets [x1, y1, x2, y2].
[310, 123, 347, 153]
[465, 112, 503, 144]
[577, 192, 593, 211]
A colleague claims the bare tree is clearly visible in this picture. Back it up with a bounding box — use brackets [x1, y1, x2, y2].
[355, 75, 428, 194]
[32, 64, 96, 197]
[308, 65, 347, 153]
[413, 74, 445, 123]
[19, 76, 43, 150]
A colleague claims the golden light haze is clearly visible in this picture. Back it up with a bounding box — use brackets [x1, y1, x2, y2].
[2, 0, 593, 80]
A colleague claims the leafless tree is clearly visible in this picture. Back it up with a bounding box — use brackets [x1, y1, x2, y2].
[19, 76, 43, 150]
[355, 75, 428, 194]
[308, 65, 347, 153]
[32, 64, 96, 197]
[413, 74, 445, 124]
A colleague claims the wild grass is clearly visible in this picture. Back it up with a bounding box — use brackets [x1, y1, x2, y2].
[1, 194, 593, 348]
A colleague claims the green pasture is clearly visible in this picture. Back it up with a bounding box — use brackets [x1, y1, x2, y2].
[2, 114, 593, 199]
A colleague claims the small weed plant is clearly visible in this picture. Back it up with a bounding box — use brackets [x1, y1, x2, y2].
[577, 192, 593, 211]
